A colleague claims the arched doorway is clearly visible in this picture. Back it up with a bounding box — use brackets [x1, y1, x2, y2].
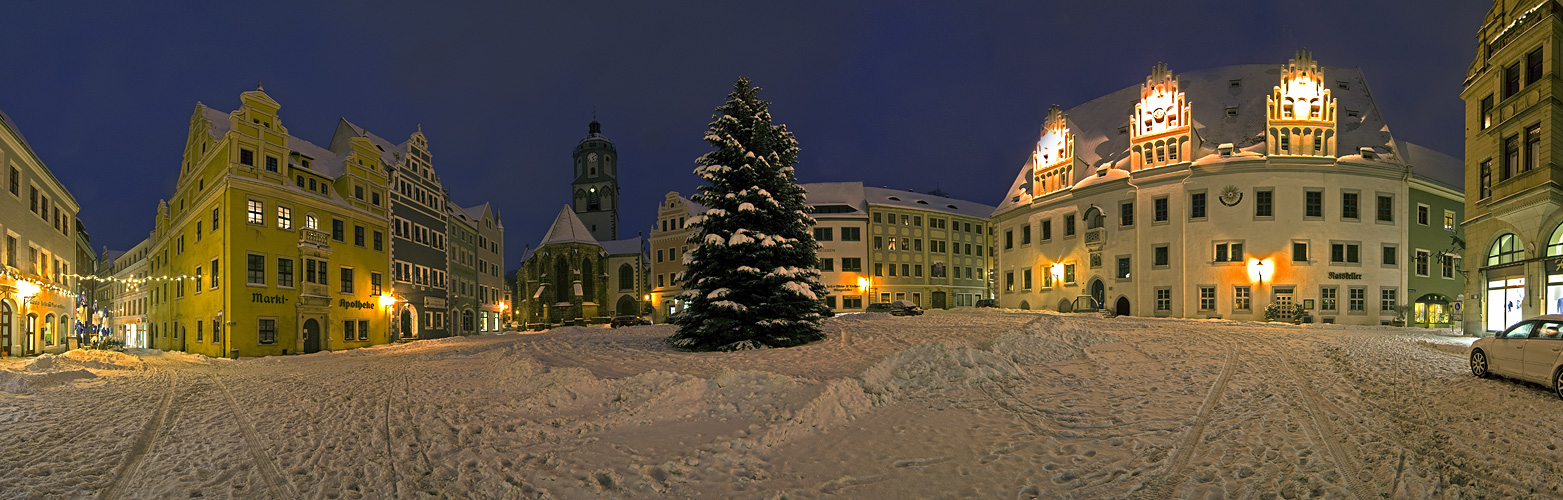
[1089, 279, 1105, 309]
[1018, 300, 1030, 310]
[1115, 297, 1130, 317]
[399, 307, 416, 338]
[302, 319, 321, 353]
[1, 301, 12, 357]
[616, 295, 637, 316]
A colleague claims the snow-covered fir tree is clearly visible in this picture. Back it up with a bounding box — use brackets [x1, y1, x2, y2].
[667, 77, 829, 351]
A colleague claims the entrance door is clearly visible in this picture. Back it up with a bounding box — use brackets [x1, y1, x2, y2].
[399, 309, 413, 338]
[1115, 297, 1130, 316]
[931, 292, 946, 309]
[1274, 288, 1296, 321]
[1090, 280, 1105, 309]
[1, 302, 11, 357]
[303, 318, 321, 353]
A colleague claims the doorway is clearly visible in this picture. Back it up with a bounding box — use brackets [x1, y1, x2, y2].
[1, 301, 11, 357]
[931, 291, 946, 309]
[1090, 279, 1105, 309]
[1114, 297, 1130, 316]
[303, 318, 321, 353]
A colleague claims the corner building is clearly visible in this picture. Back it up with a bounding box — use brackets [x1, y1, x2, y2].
[992, 55, 1464, 325]
[145, 87, 393, 357]
[1, 108, 84, 357]
[1461, 0, 1563, 334]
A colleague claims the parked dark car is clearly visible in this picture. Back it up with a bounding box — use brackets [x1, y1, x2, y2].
[866, 300, 923, 316]
[975, 299, 998, 308]
[610, 315, 651, 328]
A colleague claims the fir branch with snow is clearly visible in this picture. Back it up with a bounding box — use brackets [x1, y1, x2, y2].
[667, 77, 829, 351]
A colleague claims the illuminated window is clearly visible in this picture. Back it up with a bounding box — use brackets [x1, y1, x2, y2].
[246, 200, 263, 225]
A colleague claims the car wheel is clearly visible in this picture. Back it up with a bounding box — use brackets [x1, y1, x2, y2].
[1554, 368, 1563, 401]
[1470, 350, 1490, 378]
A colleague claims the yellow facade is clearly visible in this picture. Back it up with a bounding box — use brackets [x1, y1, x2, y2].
[1461, 0, 1563, 333]
[144, 88, 393, 357]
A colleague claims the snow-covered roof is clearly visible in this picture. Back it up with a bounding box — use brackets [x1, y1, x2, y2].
[538, 206, 598, 247]
[994, 63, 1411, 215]
[335, 118, 408, 166]
[0, 107, 32, 149]
[462, 203, 489, 222]
[1072, 164, 1130, 190]
[600, 237, 644, 256]
[196, 104, 233, 140]
[862, 186, 997, 219]
[1399, 141, 1463, 189]
[799, 182, 868, 215]
[286, 135, 348, 178]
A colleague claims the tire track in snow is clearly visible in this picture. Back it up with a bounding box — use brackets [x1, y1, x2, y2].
[209, 372, 299, 499]
[23, 368, 169, 471]
[383, 374, 401, 499]
[1272, 352, 1373, 500]
[96, 371, 181, 500]
[1128, 345, 1236, 499]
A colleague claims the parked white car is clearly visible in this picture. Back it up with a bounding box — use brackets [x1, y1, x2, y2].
[1469, 314, 1563, 400]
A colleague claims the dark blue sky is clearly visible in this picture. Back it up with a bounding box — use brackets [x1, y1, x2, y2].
[1, 1, 1488, 269]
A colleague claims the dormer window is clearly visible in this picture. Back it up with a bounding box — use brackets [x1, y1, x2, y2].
[1226, 106, 1238, 117]
[1336, 80, 1349, 90]
[1229, 79, 1242, 87]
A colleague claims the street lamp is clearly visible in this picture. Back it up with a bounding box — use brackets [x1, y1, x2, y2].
[1247, 258, 1273, 284]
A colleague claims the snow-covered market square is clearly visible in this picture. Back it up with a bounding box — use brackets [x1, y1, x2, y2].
[4, 309, 1557, 499]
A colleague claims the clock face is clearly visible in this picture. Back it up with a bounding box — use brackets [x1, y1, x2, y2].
[1152, 107, 1166, 120]
[588, 153, 598, 162]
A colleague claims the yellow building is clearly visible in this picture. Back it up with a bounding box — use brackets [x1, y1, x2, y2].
[1461, 0, 1563, 334]
[144, 86, 394, 357]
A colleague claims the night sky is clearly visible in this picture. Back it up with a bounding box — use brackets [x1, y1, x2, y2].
[1, 1, 1489, 270]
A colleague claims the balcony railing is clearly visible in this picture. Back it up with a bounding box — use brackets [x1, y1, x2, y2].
[300, 228, 331, 249]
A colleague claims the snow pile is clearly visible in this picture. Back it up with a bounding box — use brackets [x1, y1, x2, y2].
[859, 341, 1023, 401]
[990, 313, 1120, 364]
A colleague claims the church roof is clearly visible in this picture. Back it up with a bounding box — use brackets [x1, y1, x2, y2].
[538, 206, 598, 247]
[599, 237, 644, 256]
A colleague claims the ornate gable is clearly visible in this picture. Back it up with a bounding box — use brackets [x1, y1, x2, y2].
[1266, 50, 1337, 157]
[1031, 105, 1075, 198]
[1130, 63, 1193, 170]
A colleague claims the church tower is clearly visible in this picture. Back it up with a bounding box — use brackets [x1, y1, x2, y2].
[572, 120, 619, 242]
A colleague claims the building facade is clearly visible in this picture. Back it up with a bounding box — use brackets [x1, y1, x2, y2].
[446, 201, 479, 335]
[142, 87, 394, 358]
[647, 183, 995, 321]
[992, 55, 1464, 325]
[518, 207, 610, 327]
[1, 107, 83, 357]
[648, 192, 703, 322]
[1461, 0, 1563, 334]
[99, 238, 152, 347]
[572, 121, 619, 242]
[366, 125, 451, 339]
[464, 203, 506, 333]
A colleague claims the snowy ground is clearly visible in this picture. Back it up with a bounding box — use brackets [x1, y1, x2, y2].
[2, 309, 1561, 499]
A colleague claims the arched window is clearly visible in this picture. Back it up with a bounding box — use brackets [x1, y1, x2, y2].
[1547, 223, 1563, 256]
[305, 214, 318, 230]
[554, 258, 571, 303]
[1083, 207, 1105, 229]
[1489, 233, 1524, 265]
[619, 263, 634, 291]
[587, 188, 601, 211]
[581, 259, 595, 298]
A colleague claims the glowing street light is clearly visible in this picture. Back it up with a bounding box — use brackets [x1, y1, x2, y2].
[1247, 258, 1274, 283]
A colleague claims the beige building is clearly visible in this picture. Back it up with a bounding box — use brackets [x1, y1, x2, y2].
[992, 55, 1463, 325]
[98, 238, 152, 347]
[647, 183, 995, 319]
[1461, 0, 1563, 333]
[1, 108, 83, 357]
